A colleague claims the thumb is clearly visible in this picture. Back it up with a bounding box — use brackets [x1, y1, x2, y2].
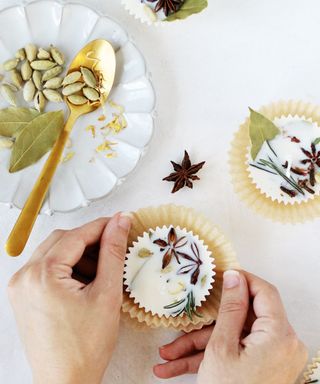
[210, 270, 249, 354]
[92, 212, 132, 298]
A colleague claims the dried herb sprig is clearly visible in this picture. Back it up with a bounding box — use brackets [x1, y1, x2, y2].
[164, 291, 202, 320]
[258, 158, 305, 195]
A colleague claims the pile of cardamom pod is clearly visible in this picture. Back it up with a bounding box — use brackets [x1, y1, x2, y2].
[0, 43, 102, 111]
[0, 44, 65, 112]
[62, 67, 102, 105]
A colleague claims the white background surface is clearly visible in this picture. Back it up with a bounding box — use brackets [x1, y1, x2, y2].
[0, 0, 319, 383]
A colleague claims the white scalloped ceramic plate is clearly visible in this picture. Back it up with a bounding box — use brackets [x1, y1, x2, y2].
[0, 0, 155, 214]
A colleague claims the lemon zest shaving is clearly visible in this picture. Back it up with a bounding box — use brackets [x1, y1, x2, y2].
[109, 100, 125, 114]
[85, 125, 96, 138]
[96, 140, 117, 153]
[62, 151, 75, 163]
[98, 114, 106, 121]
[102, 114, 127, 134]
[106, 152, 117, 159]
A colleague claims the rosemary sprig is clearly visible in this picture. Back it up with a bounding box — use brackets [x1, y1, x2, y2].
[250, 163, 277, 175]
[164, 291, 202, 320]
[266, 140, 278, 158]
[259, 158, 305, 195]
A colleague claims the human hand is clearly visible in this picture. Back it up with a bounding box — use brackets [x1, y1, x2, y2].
[8, 214, 131, 384]
[154, 271, 308, 383]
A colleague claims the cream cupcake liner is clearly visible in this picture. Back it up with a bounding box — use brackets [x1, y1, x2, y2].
[121, 204, 239, 332]
[121, 0, 163, 26]
[124, 226, 215, 318]
[301, 351, 320, 383]
[229, 100, 320, 224]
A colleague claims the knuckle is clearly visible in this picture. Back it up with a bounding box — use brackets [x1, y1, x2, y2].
[267, 283, 280, 296]
[219, 298, 247, 314]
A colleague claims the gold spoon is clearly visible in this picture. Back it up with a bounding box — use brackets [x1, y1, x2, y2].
[6, 39, 116, 257]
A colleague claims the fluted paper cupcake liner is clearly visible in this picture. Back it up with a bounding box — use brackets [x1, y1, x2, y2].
[301, 351, 320, 384]
[121, 204, 239, 332]
[229, 100, 320, 224]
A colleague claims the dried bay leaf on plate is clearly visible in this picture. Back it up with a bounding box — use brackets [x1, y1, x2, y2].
[165, 0, 208, 21]
[0, 107, 40, 138]
[10, 110, 64, 173]
[249, 108, 280, 160]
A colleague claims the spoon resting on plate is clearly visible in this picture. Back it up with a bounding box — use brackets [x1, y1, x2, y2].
[5, 39, 116, 257]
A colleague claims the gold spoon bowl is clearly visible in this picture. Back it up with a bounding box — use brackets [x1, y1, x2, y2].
[6, 39, 116, 257]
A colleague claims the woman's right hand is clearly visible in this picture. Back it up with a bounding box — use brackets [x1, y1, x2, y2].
[155, 271, 308, 384]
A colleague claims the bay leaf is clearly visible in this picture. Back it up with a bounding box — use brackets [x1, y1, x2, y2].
[0, 107, 39, 137]
[9, 111, 64, 173]
[166, 0, 208, 21]
[249, 108, 280, 160]
[313, 137, 320, 145]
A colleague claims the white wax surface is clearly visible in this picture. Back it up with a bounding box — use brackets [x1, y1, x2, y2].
[124, 226, 215, 317]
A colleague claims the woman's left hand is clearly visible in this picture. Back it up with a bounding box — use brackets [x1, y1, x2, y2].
[8, 213, 131, 384]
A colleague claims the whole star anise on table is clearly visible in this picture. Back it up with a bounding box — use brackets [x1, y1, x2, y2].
[300, 142, 320, 186]
[153, 227, 188, 269]
[147, 0, 184, 16]
[163, 151, 206, 193]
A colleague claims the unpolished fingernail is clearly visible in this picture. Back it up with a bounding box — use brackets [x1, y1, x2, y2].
[118, 212, 132, 231]
[223, 270, 240, 289]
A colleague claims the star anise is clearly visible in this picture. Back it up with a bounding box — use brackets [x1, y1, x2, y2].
[177, 242, 203, 285]
[163, 151, 205, 193]
[300, 143, 320, 186]
[153, 227, 188, 269]
[147, 0, 184, 16]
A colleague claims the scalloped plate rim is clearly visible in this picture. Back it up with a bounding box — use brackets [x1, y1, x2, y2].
[0, 0, 156, 216]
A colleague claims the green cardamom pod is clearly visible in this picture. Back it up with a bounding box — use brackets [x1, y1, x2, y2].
[34, 91, 46, 112]
[31, 60, 57, 71]
[32, 70, 42, 90]
[44, 77, 63, 89]
[23, 79, 36, 102]
[15, 48, 26, 61]
[50, 45, 65, 66]
[83, 87, 100, 101]
[3, 58, 19, 71]
[62, 71, 81, 86]
[37, 48, 51, 60]
[43, 89, 63, 103]
[81, 67, 97, 88]
[67, 94, 88, 105]
[0, 84, 17, 106]
[10, 70, 23, 89]
[62, 82, 85, 96]
[42, 66, 63, 82]
[21, 60, 33, 81]
[25, 44, 38, 62]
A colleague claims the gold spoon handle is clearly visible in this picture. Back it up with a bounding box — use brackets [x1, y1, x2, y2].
[6, 113, 78, 257]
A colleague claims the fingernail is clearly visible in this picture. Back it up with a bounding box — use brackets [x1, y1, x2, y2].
[223, 270, 240, 289]
[118, 212, 132, 231]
